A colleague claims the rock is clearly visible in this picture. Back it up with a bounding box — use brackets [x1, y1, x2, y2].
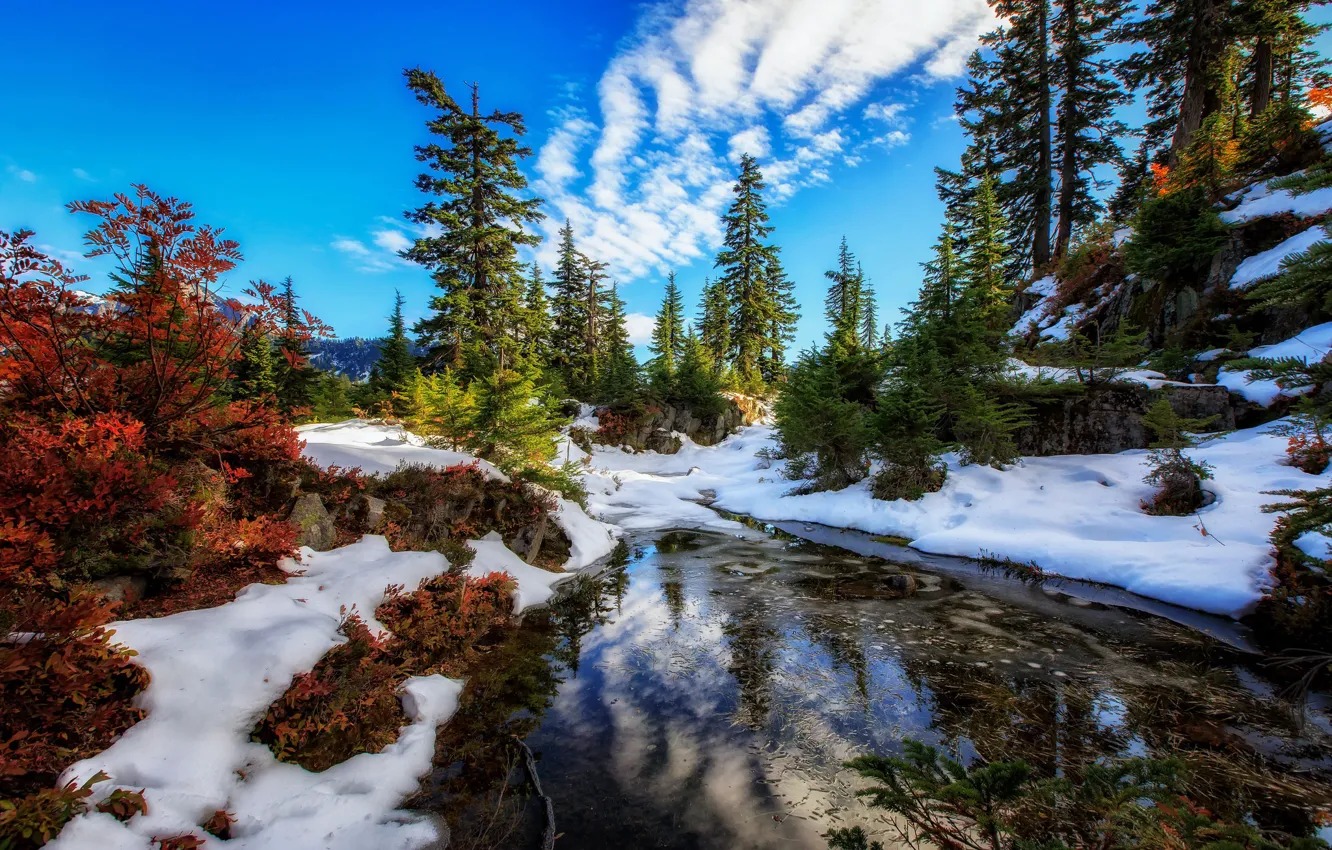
[644, 428, 681, 454]
[91, 575, 147, 605]
[1161, 384, 1235, 430]
[1015, 386, 1152, 456]
[505, 514, 548, 564]
[349, 494, 387, 531]
[884, 574, 918, 595]
[290, 493, 336, 551]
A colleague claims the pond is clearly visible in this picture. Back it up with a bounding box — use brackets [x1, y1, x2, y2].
[410, 523, 1332, 849]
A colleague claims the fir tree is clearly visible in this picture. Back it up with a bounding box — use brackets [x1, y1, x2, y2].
[960, 174, 1013, 328]
[579, 253, 610, 397]
[598, 282, 641, 408]
[234, 324, 277, 402]
[668, 328, 726, 415]
[419, 368, 477, 450]
[763, 253, 799, 383]
[370, 290, 417, 411]
[1052, 0, 1132, 255]
[470, 365, 561, 472]
[1108, 139, 1154, 222]
[274, 275, 318, 412]
[311, 372, 356, 422]
[824, 237, 863, 347]
[649, 271, 686, 378]
[698, 277, 731, 375]
[402, 70, 544, 377]
[715, 153, 780, 391]
[549, 219, 589, 392]
[858, 264, 878, 350]
[911, 225, 964, 328]
[522, 262, 553, 368]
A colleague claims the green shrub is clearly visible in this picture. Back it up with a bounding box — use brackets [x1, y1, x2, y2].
[1124, 187, 1229, 285]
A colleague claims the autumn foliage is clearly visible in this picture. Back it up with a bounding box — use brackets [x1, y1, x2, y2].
[0, 186, 332, 837]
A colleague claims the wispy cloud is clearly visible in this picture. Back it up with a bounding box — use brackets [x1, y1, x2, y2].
[534, 0, 993, 281]
[331, 218, 422, 273]
[7, 165, 37, 183]
[72, 168, 96, 181]
[331, 236, 399, 273]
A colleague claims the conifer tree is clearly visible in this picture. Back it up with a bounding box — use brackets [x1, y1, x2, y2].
[273, 276, 318, 412]
[649, 271, 686, 378]
[1052, 0, 1131, 255]
[858, 264, 878, 350]
[234, 324, 277, 402]
[579, 254, 610, 397]
[698, 277, 731, 375]
[763, 253, 799, 383]
[402, 69, 544, 377]
[470, 365, 561, 472]
[549, 219, 589, 392]
[715, 154, 780, 391]
[311, 372, 356, 421]
[961, 174, 1013, 328]
[371, 290, 417, 410]
[911, 226, 964, 328]
[522, 262, 553, 368]
[825, 238, 863, 347]
[598, 282, 640, 407]
[419, 368, 477, 450]
[958, 0, 1055, 271]
[669, 328, 726, 415]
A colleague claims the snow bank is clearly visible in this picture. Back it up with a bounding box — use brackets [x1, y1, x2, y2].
[1222, 183, 1332, 224]
[1006, 359, 1187, 389]
[299, 419, 617, 572]
[1216, 321, 1332, 407]
[1229, 225, 1326, 289]
[578, 422, 1328, 619]
[298, 420, 506, 480]
[51, 538, 461, 850]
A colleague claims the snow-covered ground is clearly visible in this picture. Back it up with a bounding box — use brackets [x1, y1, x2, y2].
[1222, 180, 1332, 224]
[1229, 225, 1327, 289]
[567, 419, 1327, 619]
[1217, 321, 1332, 406]
[51, 421, 617, 850]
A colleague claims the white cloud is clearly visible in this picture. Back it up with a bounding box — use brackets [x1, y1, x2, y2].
[72, 168, 95, 181]
[8, 165, 36, 183]
[534, 0, 993, 283]
[372, 229, 413, 254]
[331, 236, 399, 273]
[624, 312, 657, 345]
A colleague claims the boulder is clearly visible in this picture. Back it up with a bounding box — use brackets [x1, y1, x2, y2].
[349, 493, 387, 531]
[505, 513, 548, 564]
[644, 428, 682, 454]
[290, 493, 336, 551]
[91, 575, 147, 606]
[1161, 384, 1235, 430]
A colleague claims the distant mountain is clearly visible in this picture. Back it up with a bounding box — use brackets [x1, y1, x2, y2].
[307, 337, 425, 381]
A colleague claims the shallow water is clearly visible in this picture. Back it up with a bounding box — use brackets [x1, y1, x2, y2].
[413, 526, 1332, 849]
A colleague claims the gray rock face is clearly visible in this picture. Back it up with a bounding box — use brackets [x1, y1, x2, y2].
[91, 575, 147, 605]
[505, 513, 548, 564]
[290, 493, 336, 551]
[349, 493, 387, 531]
[606, 396, 759, 454]
[1015, 383, 1237, 457]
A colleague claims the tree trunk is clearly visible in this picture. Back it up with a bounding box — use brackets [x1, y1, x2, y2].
[1250, 37, 1273, 118]
[1055, 0, 1078, 259]
[1169, 0, 1225, 161]
[1034, 0, 1055, 270]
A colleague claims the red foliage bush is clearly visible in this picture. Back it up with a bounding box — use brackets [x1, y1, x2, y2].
[591, 408, 639, 446]
[1288, 433, 1331, 475]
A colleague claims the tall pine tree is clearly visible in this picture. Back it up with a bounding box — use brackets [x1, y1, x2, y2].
[649, 271, 686, 378]
[402, 70, 544, 377]
[698, 277, 731, 376]
[370, 290, 417, 411]
[715, 154, 780, 392]
[549, 218, 589, 392]
[763, 253, 799, 383]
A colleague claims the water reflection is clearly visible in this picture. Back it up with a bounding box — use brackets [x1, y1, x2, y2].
[414, 528, 1332, 849]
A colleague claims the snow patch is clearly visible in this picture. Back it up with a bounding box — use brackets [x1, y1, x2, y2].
[1229, 225, 1327, 289]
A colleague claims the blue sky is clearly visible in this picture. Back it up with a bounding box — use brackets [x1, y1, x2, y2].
[8, 0, 1306, 357]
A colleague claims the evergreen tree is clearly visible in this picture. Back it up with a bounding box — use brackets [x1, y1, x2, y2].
[715, 154, 780, 391]
[579, 253, 610, 397]
[911, 225, 964, 328]
[549, 219, 589, 392]
[370, 290, 417, 411]
[470, 365, 562, 472]
[273, 276, 318, 412]
[234, 324, 277, 402]
[521, 262, 553, 368]
[1108, 139, 1154, 222]
[649, 271, 686, 378]
[1052, 0, 1132, 255]
[698, 277, 731, 375]
[402, 70, 544, 377]
[311, 372, 356, 422]
[960, 174, 1013, 328]
[958, 0, 1055, 271]
[668, 328, 726, 415]
[763, 253, 799, 383]
[858, 264, 878, 350]
[598, 282, 641, 407]
[824, 237, 863, 346]
[419, 368, 477, 450]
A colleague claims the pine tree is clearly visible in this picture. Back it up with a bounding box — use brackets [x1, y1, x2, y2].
[1108, 139, 1154, 222]
[470, 364, 561, 472]
[961, 174, 1013, 329]
[234, 324, 277, 402]
[418, 368, 477, 450]
[311, 372, 356, 422]
[825, 237, 863, 347]
[763, 253, 799, 383]
[402, 70, 545, 377]
[579, 253, 610, 397]
[698, 277, 731, 375]
[598, 282, 641, 407]
[649, 271, 686, 378]
[858, 264, 878, 350]
[371, 291, 417, 411]
[549, 219, 589, 392]
[911, 225, 964, 328]
[958, 0, 1055, 271]
[715, 154, 780, 391]
[521, 262, 553, 368]
[273, 276, 318, 412]
[1052, 0, 1132, 255]
[668, 328, 726, 415]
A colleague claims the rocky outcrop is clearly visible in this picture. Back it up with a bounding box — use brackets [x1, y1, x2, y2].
[290, 493, 336, 551]
[596, 394, 761, 453]
[1015, 383, 1238, 457]
[91, 575, 148, 605]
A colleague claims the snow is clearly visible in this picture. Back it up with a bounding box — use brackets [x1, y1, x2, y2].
[1214, 322, 1332, 407]
[298, 420, 507, 480]
[1295, 531, 1332, 566]
[299, 420, 617, 572]
[50, 421, 619, 849]
[1010, 275, 1059, 337]
[52, 538, 463, 850]
[1229, 225, 1327, 289]
[1005, 359, 1187, 389]
[1196, 348, 1230, 362]
[572, 402, 601, 432]
[574, 421, 1329, 619]
[1221, 183, 1332, 224]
